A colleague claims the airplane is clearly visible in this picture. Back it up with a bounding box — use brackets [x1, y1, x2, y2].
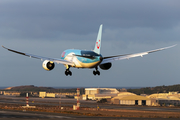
[2, 24, 176, 76]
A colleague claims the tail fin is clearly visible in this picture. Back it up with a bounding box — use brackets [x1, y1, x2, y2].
[94, 24, 103, 54]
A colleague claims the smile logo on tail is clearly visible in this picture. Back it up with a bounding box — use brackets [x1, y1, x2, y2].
[96, 40, 100, 49]
[61, 51, 66, 57]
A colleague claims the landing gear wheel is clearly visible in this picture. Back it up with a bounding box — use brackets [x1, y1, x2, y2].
[69, 71, 72, 76]
[65, 70, 72, 76]
[97, 71, 100, 75]
[93, 67, 100, 76]
[93, 71, 96, 75]
[64, 65, 72, 76]
[93, 70, 100, 76]
[65, 71, 68, 76]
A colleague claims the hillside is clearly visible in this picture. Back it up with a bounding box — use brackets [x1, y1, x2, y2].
[127, 84, 180, 95]
[4, 85, 54, 92]
[3, 85, 84, 93]
[3, 84, 180, 95]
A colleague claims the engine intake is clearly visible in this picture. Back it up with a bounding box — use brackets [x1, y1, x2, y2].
[99, 62, 112, 70]
[42, 60, 55, 71]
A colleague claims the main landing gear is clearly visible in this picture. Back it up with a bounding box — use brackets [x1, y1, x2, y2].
[65, 65, 72, 76]
[93, 67, 100, 76]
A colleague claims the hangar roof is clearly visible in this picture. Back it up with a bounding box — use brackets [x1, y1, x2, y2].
[85, 88, 117, 90]
[112, 95, 150, 100]
[118, 92, 136, 96]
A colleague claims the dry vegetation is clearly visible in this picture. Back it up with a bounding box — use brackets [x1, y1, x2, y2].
[0, 103, 180, 118]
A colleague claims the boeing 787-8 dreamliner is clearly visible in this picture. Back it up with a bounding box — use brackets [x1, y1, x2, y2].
[2, 24, 176, 76]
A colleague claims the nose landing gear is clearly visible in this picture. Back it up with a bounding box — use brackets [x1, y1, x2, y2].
[93, 67, 100, 76]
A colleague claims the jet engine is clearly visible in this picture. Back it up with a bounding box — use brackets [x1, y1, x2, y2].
[42, 60, 55, 71]
[99, 62, 112, 70]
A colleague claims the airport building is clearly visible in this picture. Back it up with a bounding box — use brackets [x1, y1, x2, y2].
[0, 91, 21, 96]
[111, 92, 152, 106]
[82, 88, 119, 100]
[148, 92, 180, 99]
[39, 92, 77, 98]
[147, 92, 180, 106]
[82, 88, 153, 106]
[82, 88, 180, 106]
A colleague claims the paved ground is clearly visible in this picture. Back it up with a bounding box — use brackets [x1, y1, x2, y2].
[1, 95, 180, 112]
[1, 95, 180, 119]
[0, 110, 179, 120]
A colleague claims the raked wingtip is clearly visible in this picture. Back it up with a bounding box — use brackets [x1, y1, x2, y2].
[2, 46, 8, 50]
[170, 44, 177, 48]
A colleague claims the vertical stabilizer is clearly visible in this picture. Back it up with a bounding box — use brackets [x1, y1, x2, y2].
[94, 24, 103, 54]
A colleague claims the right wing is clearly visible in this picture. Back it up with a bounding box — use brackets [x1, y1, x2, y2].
[2, 46, 74, 66]
[101, 45, 177, 64]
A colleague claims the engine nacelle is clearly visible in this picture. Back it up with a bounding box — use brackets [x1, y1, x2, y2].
[42, 60, 55, 71]
[99, 62, 112, 70]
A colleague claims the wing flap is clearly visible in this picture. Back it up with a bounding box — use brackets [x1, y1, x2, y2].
[2, 46, 74, 66]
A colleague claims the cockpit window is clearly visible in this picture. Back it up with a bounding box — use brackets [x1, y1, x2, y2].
[81, 51, 99, 56]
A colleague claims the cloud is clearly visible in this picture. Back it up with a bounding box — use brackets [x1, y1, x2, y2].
[1, 0, 180, 40]
[0, 0, 180, 87]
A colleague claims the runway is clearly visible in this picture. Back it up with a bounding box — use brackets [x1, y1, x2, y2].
[1, 95, 180, 112]
[0, 110, 71, 119]
[0, 110, 179, 120]
[1, 95, 180, 119]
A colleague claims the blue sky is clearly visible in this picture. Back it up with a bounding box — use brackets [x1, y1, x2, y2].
[1, 0, 180, 87]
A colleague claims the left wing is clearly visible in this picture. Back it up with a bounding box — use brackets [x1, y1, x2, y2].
[100, 45, 176, 64]
[2, 46, 74, 66]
